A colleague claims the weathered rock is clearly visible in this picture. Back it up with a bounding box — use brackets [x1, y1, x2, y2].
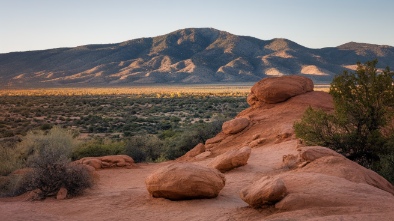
[179, 143, 205, 160]
[56, 187, 68, 200]
[274, 172, 394, 212]
[75, 155, 135, 170]
[80, 158, 102, 169]
[298, 146, 343, 162]
[208, 146, 251, 172]
[299, 155, 394, 195]
[248, 75, 314, 106]
[145, 163, 226, 200]
[281, 154, 299, 169]
[222, 118, 250, 135]
[194, 151, 212, 160]
[26, 189, 43, 201]
[100, 155, 134, 167]
[249, 138, 266, 148]
[240, 176, 287, 208]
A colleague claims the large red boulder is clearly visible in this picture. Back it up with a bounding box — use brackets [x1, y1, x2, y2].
[145, 163, 226, 200]
[248, 75, 314, 106]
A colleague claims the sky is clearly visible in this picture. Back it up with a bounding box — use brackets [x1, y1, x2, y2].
[1, 0, 393, 53]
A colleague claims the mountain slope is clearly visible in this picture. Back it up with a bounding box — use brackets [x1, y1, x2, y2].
[1, 28, 393, 87]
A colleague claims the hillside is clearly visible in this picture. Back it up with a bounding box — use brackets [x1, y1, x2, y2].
[1, 28, 394, 87]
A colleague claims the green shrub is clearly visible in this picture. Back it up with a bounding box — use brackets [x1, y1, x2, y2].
[294, 60, 394, 177]
[0, 144, 23, 176]
[2, 127, 94, 198]
[162, 118, 225, 160]
[377, 152, 394, 183]
[125, 134, 164, 162]
[0, 174, 28, 197]
[72, 139, 125, 160]
[24, 163, 93, 198]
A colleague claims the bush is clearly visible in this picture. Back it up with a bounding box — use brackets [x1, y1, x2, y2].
[294, 60, 394, 174]
[72, 139, 125, 160]
[162, 118, 225, 160]
[125, 134, 164, 162]
[24, 163, 93, 198]
[2, 127, 94, 198]
[0, 144, 23, 176]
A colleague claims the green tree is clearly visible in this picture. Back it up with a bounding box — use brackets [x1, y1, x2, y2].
[295, 60, 394, 169]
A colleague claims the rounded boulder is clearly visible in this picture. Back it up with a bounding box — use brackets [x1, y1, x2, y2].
[248, 75, 314, 105]
[145, 163, 226, 200]
[240, 176, 287, 208]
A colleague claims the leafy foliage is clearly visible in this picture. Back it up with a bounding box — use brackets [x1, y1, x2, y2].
[295, 60, 394, 171]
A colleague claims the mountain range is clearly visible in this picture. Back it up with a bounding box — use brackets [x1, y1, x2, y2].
[1, 28, 393, 88]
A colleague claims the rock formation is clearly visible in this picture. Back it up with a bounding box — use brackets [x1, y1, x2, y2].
[208, 146, 251, 172]
[247, 75, 314, 107]
[145, 163, 226, 200]
[240, 176, 287, 208]
[75, 155, 135, 170]
[222, 117, 250, 135]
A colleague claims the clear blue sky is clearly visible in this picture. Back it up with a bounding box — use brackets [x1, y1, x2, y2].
[1, 0, 393, 53]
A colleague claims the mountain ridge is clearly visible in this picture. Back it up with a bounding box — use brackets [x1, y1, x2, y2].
[1, 28, 393, 88]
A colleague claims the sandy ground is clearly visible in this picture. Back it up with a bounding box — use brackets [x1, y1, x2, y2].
[0, 141, 298, 221]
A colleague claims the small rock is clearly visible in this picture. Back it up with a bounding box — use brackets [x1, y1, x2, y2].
[181, 143, 205, 159]
[240, 176, 287, 208]
[208, 146, 251, 172]
[222, 118, 250, 135]
[249, 138, 266, 148]
[56, 187, 68, 200]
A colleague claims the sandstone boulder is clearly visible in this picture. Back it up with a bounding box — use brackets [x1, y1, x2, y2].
[240, 176, 287, 208]
[222, 118, 250, 135]
[178, 143, 205, 160]
[145, 163, 226, 200]
[79, 158, 102, 169]
[299, 155, 394, 195]
[208, 146, 251, 172]
[299, 146, 343, 162]
[75, 155, 135, 170]
[100, 155, 134, 168]
[248, 75, 314, 106]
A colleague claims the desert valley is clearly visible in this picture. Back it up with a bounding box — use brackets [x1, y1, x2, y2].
[0, 28, 394, 221]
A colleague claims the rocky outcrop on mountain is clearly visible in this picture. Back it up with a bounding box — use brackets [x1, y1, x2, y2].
[1, 28, 393, 88]
[145, 163, 226, 200]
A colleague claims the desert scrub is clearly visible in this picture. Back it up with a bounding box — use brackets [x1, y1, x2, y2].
[294, 60, 394, 181]
[72, 139, 125, 160]
[0, 144, 23, 176]
[2, 127, 94, 198]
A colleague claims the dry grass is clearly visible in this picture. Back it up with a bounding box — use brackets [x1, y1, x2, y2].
[0, 85, 251, 97]
[0, 84, 330, 96]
